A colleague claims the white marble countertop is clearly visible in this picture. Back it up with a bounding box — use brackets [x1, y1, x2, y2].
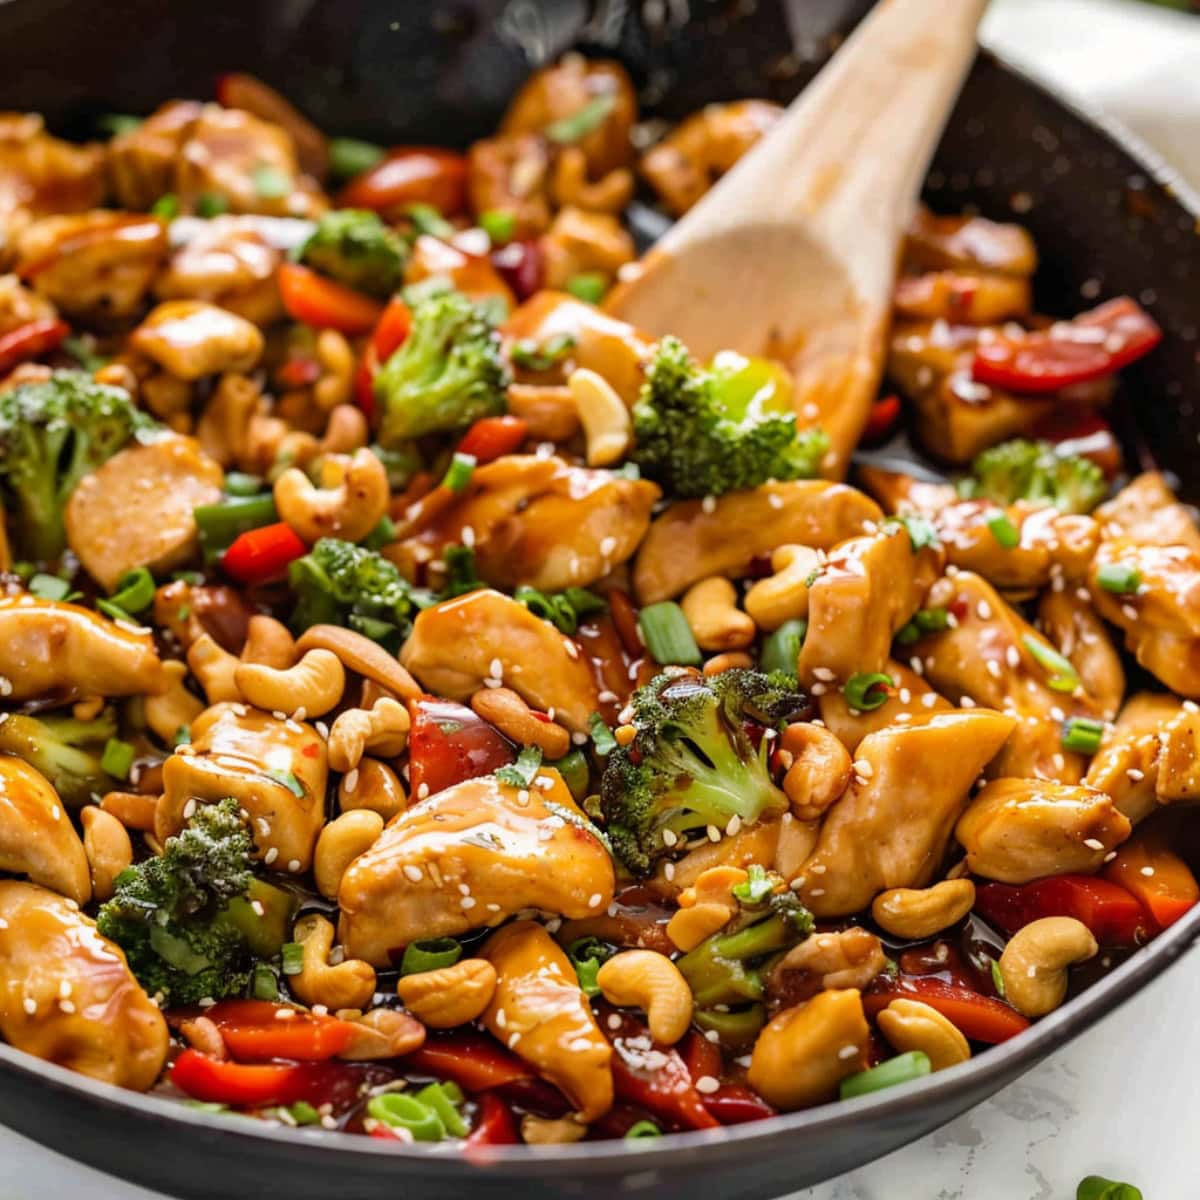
[2, 1, 1199, 1198]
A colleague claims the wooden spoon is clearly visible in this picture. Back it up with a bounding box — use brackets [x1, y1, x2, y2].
[604, 0, 990, 478]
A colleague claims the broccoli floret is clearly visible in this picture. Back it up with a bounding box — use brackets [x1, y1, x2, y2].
[96, 799, 257, 1005]
[288, 535, 430, 648]
[375, 288, 509, 445]
[296, 209, 407, 298]
[599, 669, 809, 876]
[631, 338, 829, 499]
[676, 869, 814, 1047]
[959, 438, 1107, 514]
[0, 371, 156, 563]
[0, 708, 118, 806]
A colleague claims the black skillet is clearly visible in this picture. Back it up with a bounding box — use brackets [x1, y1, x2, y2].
[0, 1, 1198, 1196]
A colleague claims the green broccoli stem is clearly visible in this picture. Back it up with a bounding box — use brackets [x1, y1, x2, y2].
[692, 1004, 767, 1048]
[677, 910, 800, 1008]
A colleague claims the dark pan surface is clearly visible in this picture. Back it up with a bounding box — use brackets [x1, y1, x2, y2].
[0, 1, 1198, 1196]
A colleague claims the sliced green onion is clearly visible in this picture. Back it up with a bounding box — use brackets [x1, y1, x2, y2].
[224, 471, 264, 497]
[732, 865, 774, 905]
[896, 513, 939, 551]
[990, 958, 1006, 997]
[28, 572, 72, 601]
[194, 494, 278, 558]
[96, 598, 134, 624]
[415, 1082, 468, 1137]
[986, 510, 1020, 549]
[639, 601, 702, 666]
[1096, 563, 1142, 594]
[252, 164, 293, 199]
[625, 1120, 662, 1139]
[251, 963, 279, 1001]
[151, 193, 180, 220]
[195, 191, 229, 218]
[479, 209, 517, 245]
[761, 618, 807, 677]
[496, 745, 544, 789]
[1062, 716, 1105, 755]
[896, 606, 952, 645]
[109, 567, 155, 615]
[62, 333, 108, 372]
[1022, 634, 1081, 693]
[442, 451, 476, 494]
[328, 137, 386, 180]
[98, 113, 142, 138]
[366, 1093, 444, 1142]
[183, 1100, 230, 1114]
[565, 271, 608, 305]
[692, 1004, 766, 1044]
[174, 725, 192, 747]
[361, 514, 397, 551]
[406, 202, 454, 239]
[101, 738, 135, 780]
[839, 1050, 931, 1100]
[544, 93, 617, 144]
[567, 936, 614, 998]
[548, 748, 589, 801]
[844, 672, 894, 711]
[589, 712, 617, 757]
[1077, 1177, 1143, 1200]
[280, 942, 305, 976]
[266, 768, 305, 798]
[286, 1100, 321, 1126]
[400, 936, 462, 977]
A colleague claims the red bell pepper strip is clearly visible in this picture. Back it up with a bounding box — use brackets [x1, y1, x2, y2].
[338, 147, 468, 218]
[464, 1094, 520, 1162]
[701, 1085, 775, 1126]
[221, 521, 308, 585]
[1029, 407, 1123, 477]
[353, 297, 413, 422]
[971, 296, 1162, 394]
[406, 697, 515, 799]
[974, 875, 1147, 947]
[491, 239, 544, 302]
[862, 394, 901, 442]
[278, 261, 384, 335]
[205, 1000, 359, 1062]
[354, 344, 380, 422]
[679, 1029, 721, 1084]
[171, 1050, 311, 1107]
[0, 318, 69, 376]
[1103, 824, 1200, 932]
[864, 977, 1030, 1043]
[456, 415, 529, 464]
[402, 1030, 531, 1094]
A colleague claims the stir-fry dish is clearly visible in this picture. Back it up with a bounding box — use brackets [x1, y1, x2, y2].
[0, 57, 1192, 1149]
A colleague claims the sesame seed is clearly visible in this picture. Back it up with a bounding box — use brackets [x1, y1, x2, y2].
[275, 1008, 296, 1020]
[608, 1014, 622, 1031]
[183, 798, 197, 820]
[1126, 768, 1145, 782]
[251, 900, 265, 917]
[264, 847, 278, 864]
[960, 696, 976, 708]
[706, 825, 721, 843]
[922, 692, 938, 708]
[59, 1000, 75, 1014]
[600, 536, 617, 557]
[809, 863, 826, 875]
[810, 682, 826, 696]
[1083, 838, 1105, 851]
[489, 658, 503, 679]
[809, 887, 825, 897]
[986, 660, 1002, 679]
[563, 639, 580, 660]
[417, 782, 430, 800]
[461, 525, 476, 548]
[664, 862, 675, 881]
[701, 496, 717, 514]
[315, 721, 330, 739]
[1185, 700, 1200, 714]
[852, 759, 873, 778]
[272, 710, 287, 721]
[813, 667, 835, 682]
[293, 706, 307, 722]
[726, 815, 742, 837]
[403, 865, 423, 886]
[588, 893, 602, 908]
[342, 768, 359, 794]
[571, 730, 588, 745]
[287, 859, 301, 873]
[662, 829, 678, 847]
[837, 1045, 859, 1061]
[1104, 851, 1117, 863]
[704, 1030, 721, 1043]
[461, 896, 477, 909]
[767, 493, 783, 510]
[976, 600, 993, 620]
[22, 998, 35, 1015]
[694, 1075, 720, 1094]
[1141, 866, 1156, 877]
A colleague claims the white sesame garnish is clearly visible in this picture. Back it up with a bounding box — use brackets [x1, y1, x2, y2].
[837, 1045, 859, 1061]
[461, 897, 477, 909]
[417, 782, 430, 800]
[664, 862, 675, 881]
[1141, 866, 1156, 877]
[343, 768, 359, 795]
[588, 893, 603, 908]
[22, 997, 35, 1015]
[701, 496, 717, 514]
[183, 798, 197, 820]
[1126, 768, 1145, 782]
[315, 721, 330, 739]
[403, 865, 423, 883]
[706, 825, 721, 843]
[287, 859, 301, 873]
[275, 1008, 296, 1020]
[960, 696, 976, 708]
[694, 1076, 720, 1094]
[1083, 838, 1105, 851]
[563, 639, 580, 660]
[725, 815, 742, 837]
[852, 759, 873, 778]
[813, 667, 835, 682]
[662, 829, 678, 847]
[461, 525, 476, 548]
[264, 847, 278, 864]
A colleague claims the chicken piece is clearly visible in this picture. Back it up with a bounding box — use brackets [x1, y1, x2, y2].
[0, 596, 163, 702]
[956, 778, 1131, 883]
[1038, 588, 1124, 720]
[501, 56, 637, 178]
[540, 206, 635, 291]
[817, 660, 952, 752]
[130, 299, 264, 380]
[1095, 472, 1200, 550]
[154, 215, 283, 325]
[798, 524, 943, 686]
[892, 269, 1032, 326]
[633, 481, 882, 605]
[391, 455, 659, 593]
[0, 756, 90, 905]
[338, 770, 615, 965]
[107, 100, 205, 210]
[0, 880, 168, 1091]
[793, 710, 1014, 917]
[856, 464, 958, 519]
[640, 100, 782, 216]
[157, 702, 327, 871]
[66, 434, 223, 592]
[904, 208, 1038, 277]
[914, 572, 1101, 782]
[0, 272, 56, 336]
[1088, 539, 1200, 697]
[15, 211, 167, 323]
[402, 233, 515, 307]
[480, 921, 613, 1121]
[399, 589, 600, 733]
[503, 290, 654, 404]
[466, 133, 552, 239]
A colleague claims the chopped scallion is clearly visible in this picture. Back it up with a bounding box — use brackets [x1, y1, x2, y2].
[151, 193, 180, 220]
[732, 865, 774, 904]
[109, 566, 155, 615]
[406, 202, 454, 239]
[548, 748, 589, 800]
[625, 1120, 663, 1139]
[479, 209, 517, 245]
[28, 572, 72, 601]
[1022, 634, 1081, 693]
[761, 618, 807, 677]
[101, 738, 135, 780]
[223, 472, 264, 497]
[366, 1093, 445, 1141]
[544, 93, 617, 144]
[442, 451, 476, 494]
[415, 1081, 468, 1137]
[565, 271, 608, 305]
[328, 137, 386, 180]
[567, 936, 614, 998]
[399, 937, 462, 977]
[280, 942, 305, 976]
[839, 1050, 931, 1100]
[844, 672, 894, 711]
[1062, 716, 1105, 755]
[195, 192, 229, 218]
[638, 601, 701, 666]
[1096, 563, 1142, 595]
[251, 963, 279, 1001]
[986, 510, 1020, 549]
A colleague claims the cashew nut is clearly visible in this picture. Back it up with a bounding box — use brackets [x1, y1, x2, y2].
[320, 404, 369, 455]
[596, 950, 693, 1045]
[80, 806, 133, 903]
[777, 722, 852, 820]
[702, 651, 754, 677]
[289, 912, 377, 1011]
[336, 1007, 426, 1060]
[470, 686, 570, 759]
[551, 147, 634, 213]
[744, 544, 823, 632]
[768, 927, 886, 995]
[521, 1114, 589, 1145]
[187, 633, 242, 703]
[99, 790, 158, 832]
[328, 698, 411, 773]
[666, 901, 733, 953]
[295, 624, 421, 701]
[877, 998, 970, 1072]
[998, 916, 1098, 1017]
[397, 958, 498, 1029]
[145, 660, 205, 745]
[235, 648, 345, 718]
[314, 810, 384, 900]
[681, 577, 756, 652]
[338, 757, 407, 822]
[273, 447, 389, 544]
[568, 367, 631, 467]
[746, 989, 870, 1111]
[313, 329, 354, 412]
[179, 1015, 226, 1059]
[240, 615, 296, 669]
[872, 879, 977, 941]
